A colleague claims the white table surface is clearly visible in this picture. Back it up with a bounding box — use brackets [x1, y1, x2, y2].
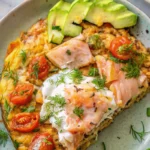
[0, 0, 150, 20]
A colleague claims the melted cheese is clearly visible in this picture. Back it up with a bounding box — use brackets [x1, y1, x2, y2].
[40, 71, 118, 149]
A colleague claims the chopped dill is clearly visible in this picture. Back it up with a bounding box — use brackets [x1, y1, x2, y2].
[73, 107, 84, 119]
[48, 95, 66, 107]
[32, 62, 39, 79]
[102, 142, 106, 150]
[130, 121, 149, 142]
[13, 140, 20, 149]
[56, 75, 65, 86]
[118, 43, 133, 54]
[3, 69, 18, 86]
[121, 60, 140, 78]
[20, 50, 27, 64]
[92, 77, 106, 90]
[66, 50, 71, 55]
[88, 67, 99, 77]
[68, 69, 83, 84]
[0, 130, 8, 147]
[54, 116, 62, 127]
[21, 106, 35, 113]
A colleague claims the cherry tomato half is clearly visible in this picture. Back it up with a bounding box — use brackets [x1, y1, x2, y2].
[103, 23, 113, 28]
[11, 113, 39, 132]
[28, 56, 50, 80]
[10, 83, 34, 105]
[109, 36, 132, 60]
[28, 133, 55, 150]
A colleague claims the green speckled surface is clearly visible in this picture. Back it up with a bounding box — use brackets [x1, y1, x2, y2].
[0, 0, 150, 149]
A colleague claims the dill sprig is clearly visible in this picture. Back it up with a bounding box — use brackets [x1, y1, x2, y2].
[56, 75, 65, 86]
[21, 106, 35, 113]
[13, 140, 20, 149]
[73, 107, 84, 119]
[66, 50, 71, 55]
[43, 138, 52, 145]
[48, 95, 66, 107]
[92, 77, 106, 90]
[88, 67, 99, 77]
[130, 121, 148, 142]
[3, 69, 18, 86]
[69, 69, 83, 84]
[32, 62, 39, 79]
[118, 43, 133, 54]
[121, 60, 140, 78]
[20, 50, 27, 64]
[102, 142, 106, 150]
[54, 116, 62, 127]
[0, 130, 8, 147]
[4, 100, 11, 116]
[109, 53, 128, 64]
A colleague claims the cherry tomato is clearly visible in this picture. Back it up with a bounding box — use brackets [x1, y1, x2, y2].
[109, 36, 132, 60]
[28, 56, 50, 80]
[11, 113, 39, 132]
[10, 83, 34, 105]
[28, 133, 55, 150]
[103, 23, 113, 28]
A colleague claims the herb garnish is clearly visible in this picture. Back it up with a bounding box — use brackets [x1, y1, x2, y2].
[88, 34, 104, 50]
[40, 114, 51, 123]
[121, 60, 140, 78]
[48, 95, 66, 107]
[147, 108, 150, 117]
[108, 108, 112, 111]
[0, 130, 8, 147]
[88, 67, 99, 77]
[118, 43, 133, 54]
[21, 106, 35, 113]
[109, 53, 128, 63]
[73, 107, 84, 119]
[69, 69, 83, 84]
[56, 75, 65, 86]
[33, 89, 38, 95]
[20, 50, 27, 64]
[66, 50, 71, 55]
[41, 95, 66, 123]
[3, 69, 18, 86]
[32, 62, 39, 79]
[13, 140, 20, 149]
[92, 77, 106, 90]
[130, 121, 148, 142]
[52, 26, 61, 31]
[49, 68, 59, 73]
[55, 116, 62, 127]
[43, 138, 52, 145]
[32, 128, 40, 132]
[4, 100, 11, 116]
[102, 142, 106, 150]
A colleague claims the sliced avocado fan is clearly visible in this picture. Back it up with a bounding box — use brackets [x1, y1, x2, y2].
[48, 1, 71, 44]
[48, 0, 138, 44]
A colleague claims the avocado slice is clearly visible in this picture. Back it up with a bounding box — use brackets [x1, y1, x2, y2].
[112, 11, 138, 28]
[63, 0, 92, 37]
[48, 1, 71, 44]
[85, 0, 113, 26]
[85, 0, 137, 28]
[51, 0, 70, 11]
